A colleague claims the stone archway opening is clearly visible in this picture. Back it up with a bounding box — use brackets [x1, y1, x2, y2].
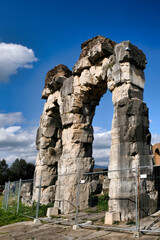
[92, 90, 113, 169]
[33, 36, 157, 220]
[155, 148, 160, 155]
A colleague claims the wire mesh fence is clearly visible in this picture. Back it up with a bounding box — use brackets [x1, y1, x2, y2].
[1, 165, 160, 235]
[138, 165, 160, 233]
[19, 179, 36, 219]
[2, 180, 20, 213]
[76, 168, 137, 232]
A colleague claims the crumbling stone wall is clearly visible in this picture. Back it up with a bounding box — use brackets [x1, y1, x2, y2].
[21, 182, 33, 205]
[33, 36, 157, 219]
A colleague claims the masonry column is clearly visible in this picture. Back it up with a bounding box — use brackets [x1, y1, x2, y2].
[32, 65, 71, 204]
[107, 41, 157, 220]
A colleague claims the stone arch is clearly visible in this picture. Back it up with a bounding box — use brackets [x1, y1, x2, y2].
[153, 144, 160, 166]
[155, 148, 160, 155]
[33, 36, 157, 220]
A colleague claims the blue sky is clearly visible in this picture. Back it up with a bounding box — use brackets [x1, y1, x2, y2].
[0, 0, 160, 166]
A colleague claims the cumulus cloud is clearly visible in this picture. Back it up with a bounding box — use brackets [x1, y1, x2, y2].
[1, 116, 159, 168]
[93, 126, 104, 133]
[93, 127, 111, 167]
[0, 112, 37, 165]
[93, 127, 160, 167]
[0, 43, 38, 81]
[0, 112, 24, 127]
[93, 130, 111, 149]
[0, 125, 37, 165]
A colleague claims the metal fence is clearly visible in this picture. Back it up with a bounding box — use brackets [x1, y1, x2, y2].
[2, 177, 43, 220]
[1, 165, 160, 235]
[74, 165, 160, 235]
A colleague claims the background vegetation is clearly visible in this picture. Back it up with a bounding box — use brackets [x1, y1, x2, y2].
[0, 158, 35, 185]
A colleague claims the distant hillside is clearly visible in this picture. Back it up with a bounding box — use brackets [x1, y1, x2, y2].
[94, 164, 108, 170]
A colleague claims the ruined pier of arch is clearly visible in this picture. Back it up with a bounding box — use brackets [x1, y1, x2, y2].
[33, 36, 157, 220]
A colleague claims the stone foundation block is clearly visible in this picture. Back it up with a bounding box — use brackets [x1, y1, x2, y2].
[33, 218, 41, 223]
[72, 225, 80, 230]
[46, 207, 59, 217]
[105, 212, 120, 225]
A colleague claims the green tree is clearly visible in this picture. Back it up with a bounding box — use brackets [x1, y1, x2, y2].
[0, 159, 9, 185]
[9, 158, 35, 181]
[25, 162, 35, 179]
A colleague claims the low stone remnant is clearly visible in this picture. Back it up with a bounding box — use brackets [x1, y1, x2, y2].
[21, 182, 33, 205]
[33, 35, 157, 220]
[105, 212, 120, 225]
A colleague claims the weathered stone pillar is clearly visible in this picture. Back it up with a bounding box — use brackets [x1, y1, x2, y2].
[107, 41, 157, 220]
[32, 65, 72, 204]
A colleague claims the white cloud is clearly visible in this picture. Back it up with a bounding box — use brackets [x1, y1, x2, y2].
[1, 117, 159, 168]
[0, 112, 37, 165]
[0, 112, 24, 127]
[93, 126, 104, 133]
[93, 148, 110, 159]
[0, 125, 37, 165]
[93, 127, 111, 167]
[1, 121, 111, 167]
[93, 127, 160, 167]
[93, 130, 111, 149]
[0, 43, 38, 81]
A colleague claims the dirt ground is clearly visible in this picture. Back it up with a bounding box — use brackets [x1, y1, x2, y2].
[0, 221, 160, 240]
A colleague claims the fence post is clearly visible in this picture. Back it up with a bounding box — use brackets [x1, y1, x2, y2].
[17, 178, 22, 214]
[135, 166, 140, 233]
[75, 171, 80, 225]
[6, 181, 10, 210]
[35, 175, 42, 220]
[2, 182, 7, 209]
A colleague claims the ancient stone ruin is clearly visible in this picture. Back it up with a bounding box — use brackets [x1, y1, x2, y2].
[33, 36, 157, 220]
[153, 143, 160, 165]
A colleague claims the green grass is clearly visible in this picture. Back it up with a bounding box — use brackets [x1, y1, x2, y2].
[86, 193, 109, 214]
[0, 195, 54, 227]
[126, 219, 136, 225]
[113, 220, 119, 225]
[97, 194, 108, 212]
[0, 208, 30, 226]
[85, 209, 99, 214]
[18, 201, 54, 218]
[100, 217, 105, 223]
[0, 195, 3, 206]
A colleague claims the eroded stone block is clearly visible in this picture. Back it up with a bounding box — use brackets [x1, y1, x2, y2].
[105, 212, 120, 225]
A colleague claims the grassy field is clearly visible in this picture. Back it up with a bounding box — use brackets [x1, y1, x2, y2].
[0, 195, 53, 227]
